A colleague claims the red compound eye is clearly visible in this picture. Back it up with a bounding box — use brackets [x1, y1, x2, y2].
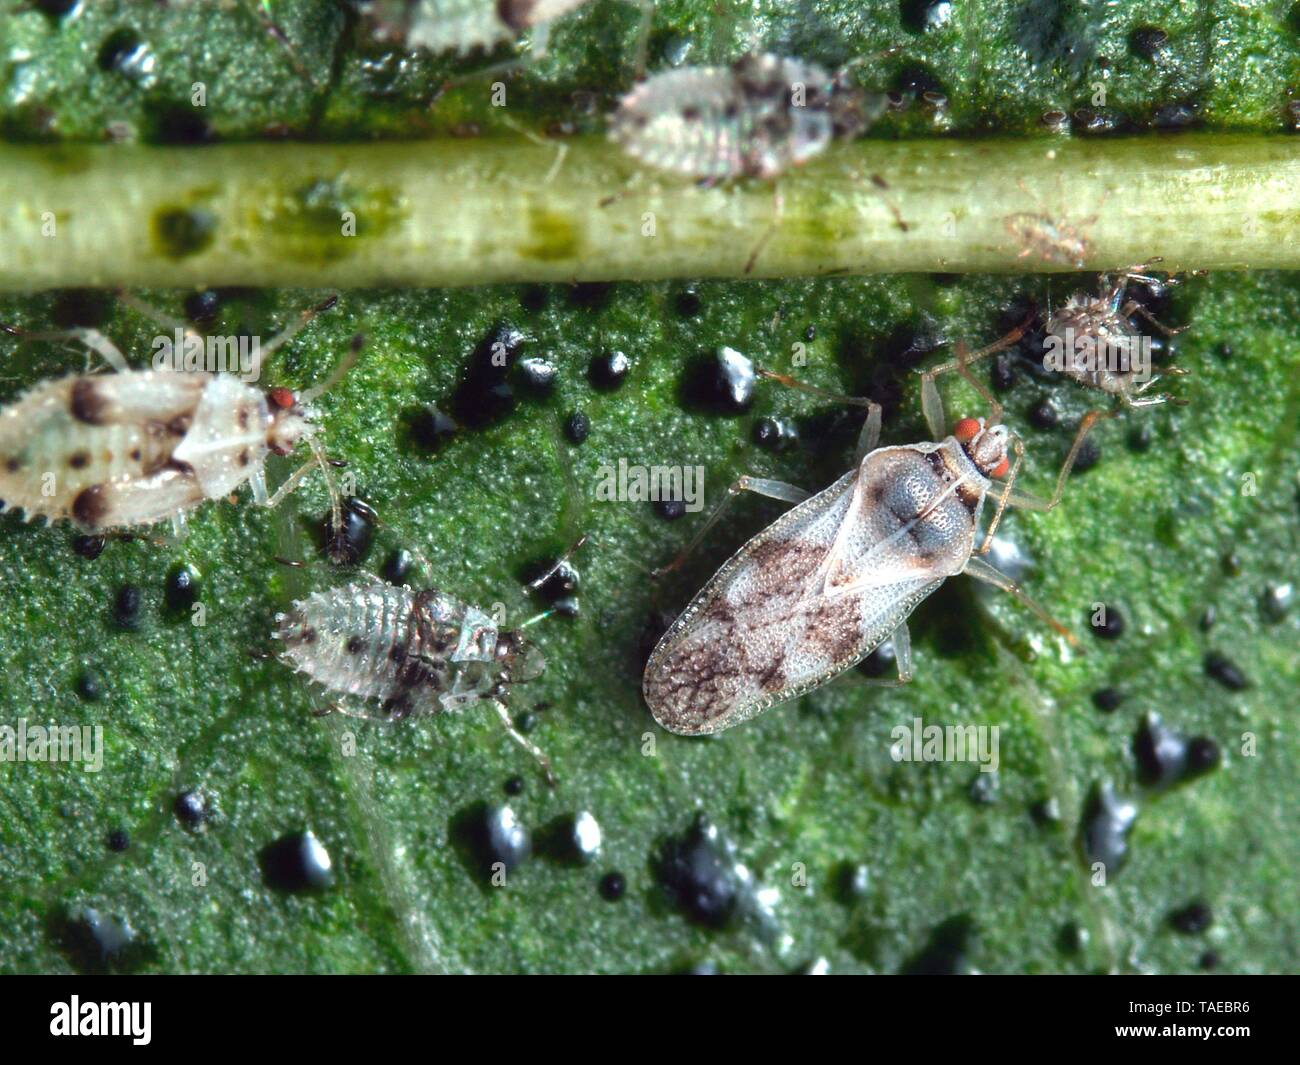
[269, 387, 295, 410]
[953, 417, 981, 442]
[990, 456, 1011, 479]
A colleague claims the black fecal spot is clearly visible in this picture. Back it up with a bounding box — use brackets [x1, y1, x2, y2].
[566, 282, 614, 310]
[70, 379, 107, 426]
[539, 810, 603, 865]
[752, 416, 798, 452]
[835, 861, 871, 904]
[54, 906, 153, 974]
[147, 100, 214, 144]
[71, 533, 106, 560]
[96, 28, 154, 82]
[184, 289, 222, 326]
[900, 0, 953, 33]
[600, 871, 626, 901]
[1089, 604, 1124, 639]
[893, 63, 945, 100]
[382, 548, 413, 585]
[51, 288, 113, 329]
[1031, 797, 1062, 826]
[1170, 901, 1213, 935]
[901, 915, 975, 975]
[524, 556, 579, 605]
[1080, 782, 1138, 874]
[1129, 26, 1169, 60]
[680, 346, 756, 415]
[1199, 950, 1220, 970]
[656, 814, 738, 929]
[174, 790, 207, 829]
[1092, 686, 1123, 712]
[1134, 712, 1194, 787]
[1028, 397, 1058, 429]
[518, 284, 548, 312]
[450, 322, 524, 429]
[164, 564, 199, 612]
[1070, 433, 1101, 473]
[1128, 423, 1152, 452]
[674, 287, 702, 317]
[504, 776, 524, 797]
[514, 356, 557, 395]
[588, 350, 630, 391]
[152, 207, 217, 260]
[106, 828, 129, 852]
[322, 497, 376, 566]
[858, 638, 896, 678]
[1204, 651, 1248, 690]
[1152, 101, 1199, 130]
[1260, 582, 1294, 622]
[112, 584, 141, 630]
[408, 403, 459, 451]
[564, 410, 590, 444]
[453, 803, 532, 878]
[35, 0, 79, 17]
[259, 830, 333, 892]
[76, 668, 103, 702]
[514, 711, 537, 734]
[655, 498, 687, 521]
[345, 635, 365, 655]
[67, 450, 89, 470]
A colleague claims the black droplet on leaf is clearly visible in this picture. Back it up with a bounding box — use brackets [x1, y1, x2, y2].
[72, 534, 106, 560]
[409, 403, 459, 451]
[1080, 782, 1138, 873]
[1091, 604, 1124, 639]
[901, 915, 975, 975]
[1129, 26, 1169, 60]
[564, 410, 590, 444]
[76, 669, 103, 702]
[858, 638, 895, 678]
[184, 288, 222, 325]
[112, 584, 141, 630]
[674, 287, 701, 317]
[1204, 651, 1248, 690]
[450, 322, 525, 428]
[457, 803, 531, 876]
[1092, 687, 1123, 712]
[164, 564, 200, 612]
[1028, 397, 1058, 429]
[515, 356, 558, 395]
[382, 548, 413, 585]
[106, 828, 129, 852]
[1186, 736, 1221, 776]
[588, 350, 630, 391]
[1169, 900, 1213, 934]
[681, 347, 756, 415]
[655, 498, 687, 521]
[1133, 712, 1191, 787]
[656, 814, 739, 929]
[504, 776, 524, 797]
[174, 790, 207, 828]
[600, 871, 626, 901]
[259, 830, 334, 892]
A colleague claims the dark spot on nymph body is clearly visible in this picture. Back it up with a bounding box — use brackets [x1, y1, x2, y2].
[71, 484, 109, 528]
[68, 451, 89, 469]
[71, 379, 107, 425]
[496, 0, 537, 32]
[346, 636, 365, 655]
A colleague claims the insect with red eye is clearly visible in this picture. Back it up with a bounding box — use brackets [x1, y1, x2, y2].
[0, 295, 358, 540]
[643, 329, 1100, 736]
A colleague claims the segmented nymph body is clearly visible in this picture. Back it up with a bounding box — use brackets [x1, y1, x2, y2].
[359, 0, 593, 55]
[1043, 267, 1187, 407]
[0, 365, 318, 534]
[611, 54, 870, 181]
[274, 579, 544, 722]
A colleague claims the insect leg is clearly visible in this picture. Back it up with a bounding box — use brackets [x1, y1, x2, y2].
[252, 294, 340, 383]
[963, 556, 1081, 648]
[652, 475, 810, 578]
[261, 455, 324, 510]
[996, 409, 1116, 517]
[918, 321, 1029, 436]
[845, 623, 914, 687]
[1, 324, 129, 373]
[1118, 299, 1187, 337]
[755, 368, 881, 459]
[492, 700, 556, 786]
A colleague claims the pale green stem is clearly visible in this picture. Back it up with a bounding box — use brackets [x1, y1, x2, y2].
[0, 134, 1297, 290]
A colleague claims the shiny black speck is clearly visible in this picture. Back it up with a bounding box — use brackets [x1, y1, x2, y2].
[515, 356, 557, 394]
[681, 347, 756, 415]
[1169, 900, 1213, 934]
[674, 287, 701, 317]
[588, 350, 630, 391]
[76, 669, 103, 702]
[72, 534, 106, 560]
[324, 497, 376, 566]
[1092, 687, 1122, 712]
[504, 776, 524, 797]
[1204, 651, 1248, 690]
[409, 404, 459, 451]
[382, 548, 413, 585]
[259, 830, 333, 892]
[600, 871, 626, 901]
[1028, 397, 1058, 430]
[173, 790, 207, 828]
[106, 828, 129, 853]
[1091, 604, 1124, 639]
[1129, 26, 1169, 60]
[164, 564, 199, 611]
[656, 814, 737, 929]
[564, 410, 590, 444]
[655, 498, 687, 521]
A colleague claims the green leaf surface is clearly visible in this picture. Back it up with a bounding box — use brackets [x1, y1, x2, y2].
[0, 0, 1297, 974]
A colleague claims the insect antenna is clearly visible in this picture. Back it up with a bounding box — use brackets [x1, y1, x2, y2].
[490, 700, 556, 786]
